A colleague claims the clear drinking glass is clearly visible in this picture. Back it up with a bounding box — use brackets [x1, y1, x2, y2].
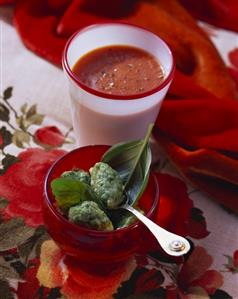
[62, 23, 175, 146]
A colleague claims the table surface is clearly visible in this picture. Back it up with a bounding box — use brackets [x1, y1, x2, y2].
[1, 6, 238, 299]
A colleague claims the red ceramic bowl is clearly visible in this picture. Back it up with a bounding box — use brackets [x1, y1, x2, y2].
[43, 145, 159, 265]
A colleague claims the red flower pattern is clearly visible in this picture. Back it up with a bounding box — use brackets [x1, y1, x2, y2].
[155, 173, 209, 239]
[17, 259, 51, 299]
[228, 67, 238, 89]
[34, 126, 65, 148]
[0, 148, 66, 226]
[0, 133, 3, 147]
[0, 0, 14, 4]
[171, 247, 224, 298]
[234, 250, 238, 268]
[224, 249, 238, 273]
[134, 268, 164, 294]
[228, 48, 238, 90]
[229, 49, 238, 69]
[37, 240, 137, 299]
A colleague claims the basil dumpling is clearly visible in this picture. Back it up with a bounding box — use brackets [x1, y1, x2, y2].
[68, 201, 113, 231]
[90, 162, 124, 208]
[61, 169, 90, 185]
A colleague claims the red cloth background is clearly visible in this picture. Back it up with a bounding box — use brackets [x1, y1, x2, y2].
[179, 0, 238, 33]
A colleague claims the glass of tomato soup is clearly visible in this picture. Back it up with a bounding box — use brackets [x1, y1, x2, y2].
[63, 23, 175, 146]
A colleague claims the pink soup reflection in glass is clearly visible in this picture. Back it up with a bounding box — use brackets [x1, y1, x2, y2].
[63, 23, 175, 146]
[43, 145, 159, 266]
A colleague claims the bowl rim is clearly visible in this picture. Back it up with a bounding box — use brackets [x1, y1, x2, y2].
[44, 145, 160, 236]
[62, 21, 175, 100]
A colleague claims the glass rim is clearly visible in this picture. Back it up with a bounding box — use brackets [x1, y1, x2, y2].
[44, 145, 160, 236]
[62, 22, 176, 100]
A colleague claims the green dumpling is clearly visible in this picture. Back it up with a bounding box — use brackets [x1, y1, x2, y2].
[68, 201, 114, 231]
[89, 162, 124, 208]
[61, 169, 90, 185]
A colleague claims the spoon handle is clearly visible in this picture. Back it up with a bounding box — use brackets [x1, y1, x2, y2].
[125, 204, 190, 256]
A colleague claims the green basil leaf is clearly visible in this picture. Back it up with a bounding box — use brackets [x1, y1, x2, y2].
[51, 177, 97, 211]
[102, 124, 153, 206]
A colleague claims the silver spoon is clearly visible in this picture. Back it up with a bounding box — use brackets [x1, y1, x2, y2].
[120, 203, 190, 256]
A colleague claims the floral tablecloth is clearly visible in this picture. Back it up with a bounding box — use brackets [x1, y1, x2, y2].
[1, 6, 238, 299]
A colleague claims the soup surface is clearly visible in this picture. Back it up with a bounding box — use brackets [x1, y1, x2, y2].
[72, 45, 164, 96]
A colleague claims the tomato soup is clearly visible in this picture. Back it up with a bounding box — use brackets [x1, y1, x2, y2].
[63, 24, 174, 146]
[72, 45, 164, 96]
